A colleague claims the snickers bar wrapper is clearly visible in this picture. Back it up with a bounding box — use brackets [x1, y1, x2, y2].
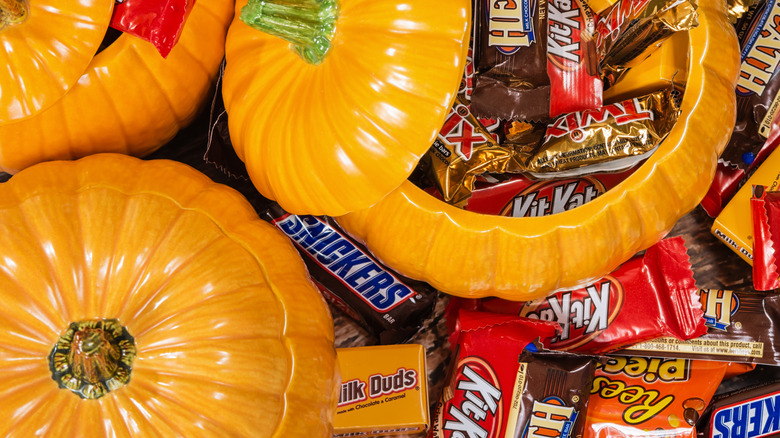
[262, 204, 437, 344]
[698, 380, 780, 438]
[335, 344, 429, 437]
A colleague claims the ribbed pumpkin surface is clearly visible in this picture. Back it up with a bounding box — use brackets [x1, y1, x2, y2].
[223, 0, 470, 216]
[0, 0, 233, 174]
[0, 154, 338, 437]
[0, 0, 113, 123]
[337, 0, 740, 300]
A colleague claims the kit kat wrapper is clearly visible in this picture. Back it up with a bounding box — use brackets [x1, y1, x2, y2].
[614, 290, 780, 366]
[429, 310, 564, 438]
[447, 237, 706, 354]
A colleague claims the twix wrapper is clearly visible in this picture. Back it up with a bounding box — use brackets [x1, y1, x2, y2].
[426, 95, 534, 206]
[596, 0, 699, 87]
[521, 88, 680, 178]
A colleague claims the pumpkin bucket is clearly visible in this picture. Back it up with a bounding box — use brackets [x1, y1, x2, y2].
[335, 0, 740, 300]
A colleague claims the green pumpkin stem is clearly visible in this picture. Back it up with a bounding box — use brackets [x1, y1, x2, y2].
[240, 0, 339, 65]
[0, 0, 28, 30]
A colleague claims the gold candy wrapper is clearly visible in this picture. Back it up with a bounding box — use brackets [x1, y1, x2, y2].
[597, 0, 698, 88]
[426, 96, 540, 207]
[727, 0, 757, 22]
[521, 89, 680, 178]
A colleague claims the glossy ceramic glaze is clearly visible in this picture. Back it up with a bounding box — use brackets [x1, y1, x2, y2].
[0, 0, 233, 174]
[0, 154, 338, 436]
[223, 0, 471, 216]
[337, 0, 740, 300]
[0, 0, 113, 123]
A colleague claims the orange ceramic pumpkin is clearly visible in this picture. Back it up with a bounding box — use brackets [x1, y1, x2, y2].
[0, 154, 339, 436]
[337, 0, 739, 300]
[223, 0, 471, 216]
[0, 0, 233, 174]
[0, 0, 113, 122]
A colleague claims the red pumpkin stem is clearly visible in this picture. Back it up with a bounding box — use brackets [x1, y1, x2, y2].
[0, 0, 27, 29]
[49, 319, 137, 399]
[240, 0, 339, 65]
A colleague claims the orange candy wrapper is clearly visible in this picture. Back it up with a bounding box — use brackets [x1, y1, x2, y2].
[585, 357, 730, 438]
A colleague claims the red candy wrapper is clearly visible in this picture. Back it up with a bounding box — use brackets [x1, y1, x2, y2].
[463, 165, 639, 216]
[451, 237, 707, 354]
[547, 0, 603, 117]
[110, 0, 196, 58]
[750, 185, 780, 290]
[430, 310, 560, 437]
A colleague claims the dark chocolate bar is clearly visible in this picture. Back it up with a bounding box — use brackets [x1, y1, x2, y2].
[261, 203, 437, 344]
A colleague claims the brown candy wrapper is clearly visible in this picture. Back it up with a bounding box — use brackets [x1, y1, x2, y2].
[521, 88, 680, 177]
[471, 0, 603, 120]
[596, 0, 699, 88]
[750, 185, 780, 290]
[505, 350, 598, 438]
[260, 203, 437, 344]
[471, 0, 550, 121]
[615, 289, 780, 366]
